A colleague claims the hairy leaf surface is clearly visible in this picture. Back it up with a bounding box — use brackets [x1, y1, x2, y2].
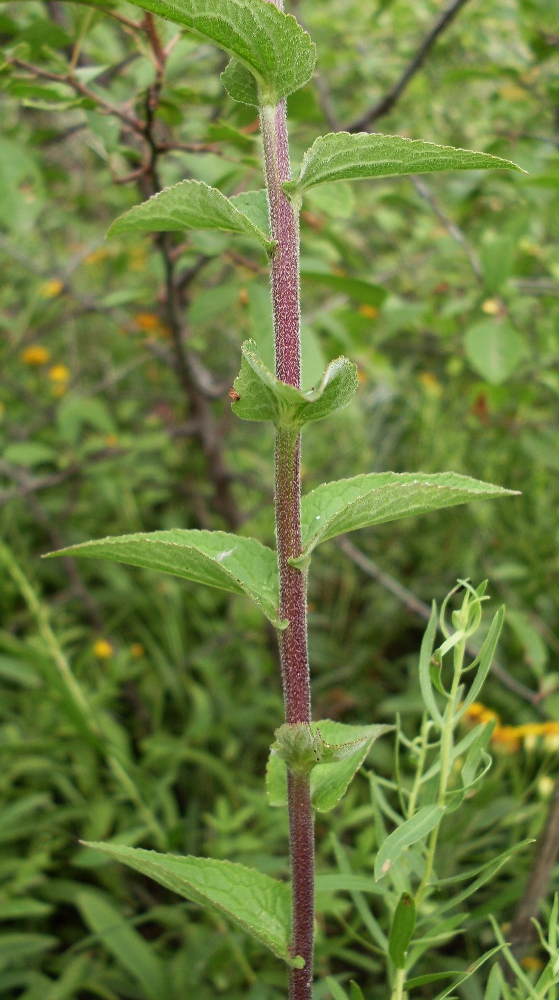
[296, 472, 518, 560]
[82, 843, 301, 967]
[45, 530, 283, 627]
[286, 132, 524, 194]
[108, 180, 273, 250]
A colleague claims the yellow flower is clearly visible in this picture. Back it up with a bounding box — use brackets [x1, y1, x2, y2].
[492, 725, 520, 751]
[93, 639, 114, 659]
[520, 956, 543, 972]
[48, 364, 70, 383]
[481, 298, 501, 315]
[358, 304, 378, 319]
[48, 364, 70, 396]
[21, 344, 51, 366]
[134, 312, 161, 331]
[105, 434, 118, 448]
[84, 248, 110, 266]
[130, 643, 145, 658]
[39, 279, 63, 298]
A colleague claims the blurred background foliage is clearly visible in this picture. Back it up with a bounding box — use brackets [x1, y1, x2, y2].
[0, 0, 559, 995]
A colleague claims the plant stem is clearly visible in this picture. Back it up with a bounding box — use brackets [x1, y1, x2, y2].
[258, 36, 314, 999]
[391, 967, 407, 1000]
[415, 636, 465, 907]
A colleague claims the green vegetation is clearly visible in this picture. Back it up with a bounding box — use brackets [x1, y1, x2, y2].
[1, 0, 559, 996]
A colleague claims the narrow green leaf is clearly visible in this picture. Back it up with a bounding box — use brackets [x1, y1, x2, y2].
[296, 472, 518, 561]
[267, 720, 392, 812]
[464, 320, 527, 384]
[418, 602, 443, 725]
[76, 890, 169, 1000]
[350, 982, 365, 1000]
[374, 806, 444, 881]
[81, 842, 301, 968]
[300, 270, 387, 307]
[108, 180, 274, 251]
[326, 977, 350, 1000]
[44, 529, 284, 628]
[231, 339, 358, 427]
[457, 606, 505, 719]
[428, 946, 505, 1000]
[461, 721, 494, 790]
[94, 0, 315, 103]
[484, 964, 502, 1000]
[286, 132, 524, 195]
[389, 892, 416, 969]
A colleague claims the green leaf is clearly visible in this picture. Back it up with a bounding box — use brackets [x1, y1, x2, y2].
[464, 320, 527, 384]
[374, 806, 444, 881]
[108, 180, 274, 251]
[44, 529, 284, 629]
[300, 270, 387, 306]
[267, 720, 392, 812]
[350, 983, 365, 1000]
[231, 339, 358, 427]
[326, 977, 350, 1000]
[456, 606, 505, 719]
[104, 0, 315, 103]
[480, 235, 516, 293]
[296, 472, 518, 561]
[286, 132, 524, 195]
[76, 891, 170, 1000]
[230, 189, 269, 236]
[484, 964, 502, 1000]
[389, 892, 417, 969]
[81, 842, 301, 967]
[221, 59, 259, 106]
[418, 602, 443, 726]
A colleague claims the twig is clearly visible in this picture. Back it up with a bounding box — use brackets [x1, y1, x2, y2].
[505, 775, 559, 971]
[411, 176, 483, 281]
[336, 535, 543, 708]
[348, 0, 472, 131]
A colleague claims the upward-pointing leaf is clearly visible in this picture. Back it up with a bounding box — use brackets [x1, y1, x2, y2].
[286, 132, 524, 195]
[104, 0, 316, 103]
[82, 842, 301, 968]
[108, 181, 274, 251]
[44, 530, 284, 628]
[295, 472, 518, 561]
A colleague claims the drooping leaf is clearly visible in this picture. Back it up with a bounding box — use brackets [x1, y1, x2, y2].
[108, 180, 274, 251]
[389, 892, 417, 969]
[267, 720, 392, 812]
[295, 472, 518, 561]
[81, 842, 301, 967]
[374, 806, 444, 881]
[95, 0, 315, 103]
[44, 530, 284, 628]
[464, 320, 527, 384]
[285, 133, 524, 195]
[231, 339, 357, 427]
[76, 891, 170, 1000]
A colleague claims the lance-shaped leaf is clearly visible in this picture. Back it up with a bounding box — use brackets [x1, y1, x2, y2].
[232, 340, 358, 427]
[82, 842, 301, 968]
[44, 530, 284, 628]
[294, 472, 518, 563]
[108, 180, 274, 251]
[375, 806, 444, 881]
[98, 0, 316, 103]
[285, 132, 524, 196]
[267, 720, 392, 812]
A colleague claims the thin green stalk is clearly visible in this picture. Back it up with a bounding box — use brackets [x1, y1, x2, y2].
[415, 636, 465, 907]
[0, 539, 167, 849]
[391, 967, 407, 1000]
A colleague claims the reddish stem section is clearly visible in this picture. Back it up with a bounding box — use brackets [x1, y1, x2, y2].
[258, 31, 314, 998]
[287, 771, 315, 998]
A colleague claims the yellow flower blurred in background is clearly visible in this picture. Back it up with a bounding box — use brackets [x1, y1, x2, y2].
[39, 279, 64, 298]
[93, 639, 114, 659]
[21, 344, 51, 366]
[48, 364, 71, 396]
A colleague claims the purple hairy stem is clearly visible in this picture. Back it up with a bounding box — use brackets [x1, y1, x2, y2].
[258, 4, 314, 995]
